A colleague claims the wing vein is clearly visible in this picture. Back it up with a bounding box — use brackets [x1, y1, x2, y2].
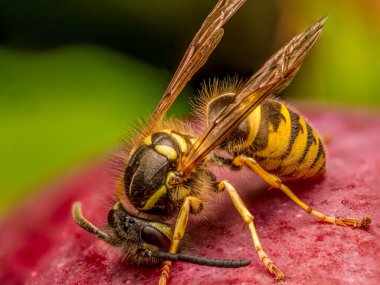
[177, 16, 328, 178]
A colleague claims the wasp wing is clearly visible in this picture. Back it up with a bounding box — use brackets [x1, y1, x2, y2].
[178, 16, 328, 177]
[144, 0, 246, 135]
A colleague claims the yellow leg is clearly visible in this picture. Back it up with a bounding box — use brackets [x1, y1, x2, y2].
[233, 155, 371, 228]
[158, 196, 202, 285]
[218, 180, 285, 281]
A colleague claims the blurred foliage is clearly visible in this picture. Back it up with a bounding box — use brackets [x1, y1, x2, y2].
[0, 45, 189, 214]
[279, 0, 380, 106]
[0, 0, 277, 76]
[0, 0, 379, 215]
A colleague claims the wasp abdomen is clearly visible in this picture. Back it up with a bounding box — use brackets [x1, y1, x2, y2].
[251, 100, 325, 179]
[208, 97, 326, 180]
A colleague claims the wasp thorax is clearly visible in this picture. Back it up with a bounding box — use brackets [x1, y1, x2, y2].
[124, 130, 194, 218]
[206, 93, 251, 148]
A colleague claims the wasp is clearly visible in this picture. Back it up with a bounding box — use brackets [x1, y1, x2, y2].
[72, 0, 371, 284]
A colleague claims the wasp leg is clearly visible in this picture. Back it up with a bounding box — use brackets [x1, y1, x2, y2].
[159, 196, 203, 285]
[233, 155, 371, 228]
[72, 202, 114, 243]
[217, 180, 285, 281]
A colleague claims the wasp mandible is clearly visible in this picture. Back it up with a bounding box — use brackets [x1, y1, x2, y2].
[72, 0, 371, 284]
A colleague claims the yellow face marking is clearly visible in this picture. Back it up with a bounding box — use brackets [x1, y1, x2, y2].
[155, 145, 178, 160]
[139, 185, 167, 211]
[171, 133, 188, 153]
[144, 135, 152, 146]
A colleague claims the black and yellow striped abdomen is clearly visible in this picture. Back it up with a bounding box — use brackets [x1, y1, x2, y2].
[215, 98, 326, 180]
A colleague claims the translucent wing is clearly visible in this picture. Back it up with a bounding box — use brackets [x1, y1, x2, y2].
[144, 0, 246, 134]
[177, 16, 328, 178]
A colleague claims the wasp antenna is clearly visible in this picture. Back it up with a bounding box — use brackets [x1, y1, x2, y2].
[318, 15, 329, 25]
[72, 202, 114, 244]
[145, 249, 251, 268]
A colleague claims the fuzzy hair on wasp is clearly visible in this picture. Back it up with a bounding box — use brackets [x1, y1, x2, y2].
[72, 0, 371, 284]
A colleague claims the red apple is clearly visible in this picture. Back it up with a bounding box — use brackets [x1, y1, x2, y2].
[1, 107, 379, 285]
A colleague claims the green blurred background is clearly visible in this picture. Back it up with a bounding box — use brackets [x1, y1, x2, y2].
[0, 0, 379, 217]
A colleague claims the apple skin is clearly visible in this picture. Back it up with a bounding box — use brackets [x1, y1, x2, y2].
[1, 107, 380, 285]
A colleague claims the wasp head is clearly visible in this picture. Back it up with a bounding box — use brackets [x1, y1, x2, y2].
[107, 202, 173, 265]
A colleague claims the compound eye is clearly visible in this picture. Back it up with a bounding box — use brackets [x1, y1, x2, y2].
[107, 209, 115, 226]
[140, 225, 171, 250]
